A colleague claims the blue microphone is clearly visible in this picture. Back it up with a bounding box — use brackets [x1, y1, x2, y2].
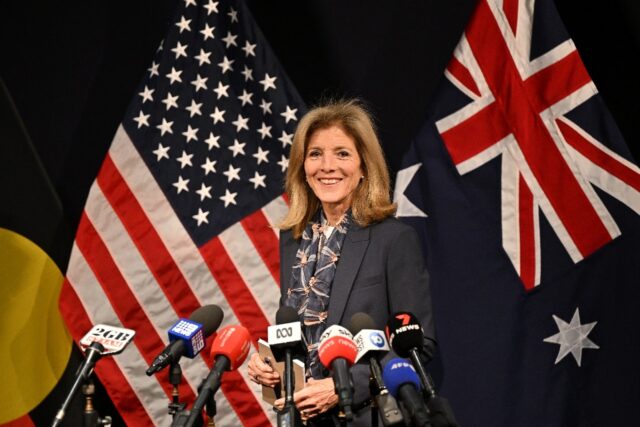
[146, 305, 224, 375]
[382, 358, 431, 427]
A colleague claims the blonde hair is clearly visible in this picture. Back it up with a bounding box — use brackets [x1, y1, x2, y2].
[280, 99, 396, 238]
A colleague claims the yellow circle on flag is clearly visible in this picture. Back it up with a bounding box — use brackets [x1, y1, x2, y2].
[0, 228, 72, 423]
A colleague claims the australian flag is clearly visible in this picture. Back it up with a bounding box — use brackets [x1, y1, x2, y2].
[394, 0, 640, 425]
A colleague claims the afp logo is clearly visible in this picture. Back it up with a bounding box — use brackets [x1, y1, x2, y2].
[369, 332, 385, 348]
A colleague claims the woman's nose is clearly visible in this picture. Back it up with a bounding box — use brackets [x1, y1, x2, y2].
[320, 154, 335, 171]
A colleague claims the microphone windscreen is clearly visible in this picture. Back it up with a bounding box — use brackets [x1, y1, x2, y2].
[275, 305, 299, 325]
[348, 312, 376, 335]
[318, 335, 358, 368]
[385, 311, 424, 357]
[210, 324, 251, 369]
[190, 304, 224, 336]
[382, 358, 422, 398]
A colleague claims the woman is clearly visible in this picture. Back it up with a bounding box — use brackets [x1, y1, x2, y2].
[248, 99, 436, 426]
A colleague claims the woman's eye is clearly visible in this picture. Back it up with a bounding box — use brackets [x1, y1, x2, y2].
[307, 150, 320, 158]
[337, 150, 350, 158]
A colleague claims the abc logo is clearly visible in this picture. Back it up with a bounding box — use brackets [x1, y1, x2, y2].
[276, 326, 293, 338]
[369, 332, 385, 348]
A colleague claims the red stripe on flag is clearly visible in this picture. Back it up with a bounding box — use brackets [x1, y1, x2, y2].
[73, 213, 190, 402]
[199, 237, 271, 341]
[502, 0, 518, 34]
[59, 280, 155, 426]
[97, 155, 202, 318]
[446, 56, 481, 97]
[240, 210, 281, 285]
[518, 176, 536, 290]
[1, 414, 35, 427]
[558, 120, 640, 192]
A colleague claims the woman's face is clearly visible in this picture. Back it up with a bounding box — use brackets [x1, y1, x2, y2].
[304, 125, 363, 214]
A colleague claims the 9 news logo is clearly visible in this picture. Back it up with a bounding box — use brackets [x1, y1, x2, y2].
[370, 331, 385, 348]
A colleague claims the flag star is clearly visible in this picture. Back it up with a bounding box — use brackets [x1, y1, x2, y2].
[232, 114, 249, 132]
[204, 132, 221, 150]
[278, 155, 289, 172]
[196, 183, 212, 201]
[157, 118, 174, 135]
[237, 89, 253, 106]
[249, 171, 267, 189]
[220, 189, 238, 207]
[156, 40, 164, 52]
[217, 56, 234, 74]
[228, 139, 246, 157]
[171, 41, 188, 59]
[222, 31, 238, 48]
[166, 67, 183, 84]
[133, 111, 150, 128]
[176, 150, 193, 168]
[201, 157, 217, 175]
[138, 86, 154, 103]
[259, 99, 272, 114]
[195, 49, 212, 65]
[175, 15, 191, 33]
[182, 125, 198, 142]
[242, 40, 257, 57]
[210, 107, 225, 124]
[193, 208, 209, 226]
[191, 74, 208, 91]
[148, 61, 160, 77]
[259, 73, 277, 91]
[228, 7, 239, 23]
[394, 163, 428, 218]
[173, 175, 189, 193]
[185, 100, 202, 117]
[544, 308, 599, 367]
[241, 65, 254, 81]
[258, 123, 272, 139]
[152, 143, 170, 161]
[213, 81, 229, 99]
[184, 0, 197, 7]
[223, 164, 241, 182]
[280, 105, 298, 123]
[253, 146, 269, 164]
[204, 0, 219, 14]
[278, 130, 293, 147]
[162, 92, 179, 110]
[200, 23, 215, 40]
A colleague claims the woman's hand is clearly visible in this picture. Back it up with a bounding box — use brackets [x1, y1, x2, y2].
[247, 352, 280, 387]
[289, 377, 339, 422]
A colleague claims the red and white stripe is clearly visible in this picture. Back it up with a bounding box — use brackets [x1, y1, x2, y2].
[60, 125, 290, 426]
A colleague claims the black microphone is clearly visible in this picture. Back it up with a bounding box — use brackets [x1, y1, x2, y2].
[382, 359, 431, 427]
[386, 312, 458, 427]
[349, 313, 404, 426]
[268, 306, 305, 427]
[146, 304, 224, 375]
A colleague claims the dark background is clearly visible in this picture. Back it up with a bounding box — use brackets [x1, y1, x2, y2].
[0, 0, 638, 424]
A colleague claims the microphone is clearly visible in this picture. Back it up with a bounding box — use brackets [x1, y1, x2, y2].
[386, 312, 459, 427]
[52, 324, 135, 427]
[185, 324, 251, 427]
[349, 313, 404, 426]
[268, 306, 305, 426]
[382, 358, 431, 427]
[146, 304, 224, 375]
[318, 325, 358, 421]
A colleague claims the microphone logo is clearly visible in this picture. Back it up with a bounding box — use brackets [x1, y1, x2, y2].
[370, 332, 385, 348]
[276, 326, 293, 338]
[395, 313, 411, 326]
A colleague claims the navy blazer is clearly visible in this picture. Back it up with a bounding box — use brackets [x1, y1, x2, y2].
[279, 216, 436, 424]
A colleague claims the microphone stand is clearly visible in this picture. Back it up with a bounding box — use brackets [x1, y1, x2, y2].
[81, 379, 112, 427]
[168, 360, 187, 419]
[52, 342, 105, 427]
[276, 350, 297, 427]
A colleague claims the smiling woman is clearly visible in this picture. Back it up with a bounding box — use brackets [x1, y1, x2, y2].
[247, 99, 437, 426]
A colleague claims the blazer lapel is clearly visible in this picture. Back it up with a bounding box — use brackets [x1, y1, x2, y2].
[327, 223, 370, 325]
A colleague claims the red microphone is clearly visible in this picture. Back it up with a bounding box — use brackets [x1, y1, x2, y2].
[185, 324, 250, 426]
[318, 325, 358, 421]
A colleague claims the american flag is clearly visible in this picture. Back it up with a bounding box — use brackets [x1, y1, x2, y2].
[395, 0, 640, 425]
[59, 0, 305, 425]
